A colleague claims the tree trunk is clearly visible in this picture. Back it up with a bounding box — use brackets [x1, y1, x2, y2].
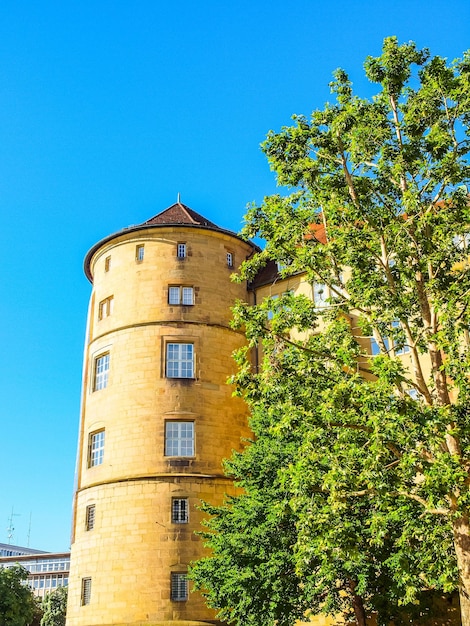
[348, 579, 367, 626]
[453, 514, 470, 625]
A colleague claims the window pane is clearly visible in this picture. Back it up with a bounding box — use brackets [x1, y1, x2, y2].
[166, 344, 194, 378]
[171, 573, 188, 601]
[94, 354, 109, 390]
[182, 287, 193, 305]
[81, 578, 92, 605]
[172, 498, 189, 523]
[169, 287, 180, 305]
[165, 422, 194, 456]
[89, 431, 105, 467]
[177, 243, 186, 258]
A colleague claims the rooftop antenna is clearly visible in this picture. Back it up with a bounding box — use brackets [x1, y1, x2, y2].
[27, 512, 32, 547]
[177, 192, 181, 204]
[7, 507, 20, 545]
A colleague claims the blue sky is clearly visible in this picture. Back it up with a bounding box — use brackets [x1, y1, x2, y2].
[0, 0, 468, 552]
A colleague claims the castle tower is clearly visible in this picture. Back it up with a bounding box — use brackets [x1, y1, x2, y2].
[66, 202, 256, 626]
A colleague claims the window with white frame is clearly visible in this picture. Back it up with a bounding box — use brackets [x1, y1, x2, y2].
[168, 286, 194, 306]
[171, 573, 188, 601]
[165, 422, 194, 457]
[172, 498, 189, 523]
[93, 353, 110, 391]
[81, 577, 91, 605]
[226, 251, 233, 268]
[98, 296, 114, 320]
[177, 243, 186, 259]
[166, 343, 194, 378]
[136, 244, 145, 262]
[85, 504, 96, 531]
[88, 430, 105, 467]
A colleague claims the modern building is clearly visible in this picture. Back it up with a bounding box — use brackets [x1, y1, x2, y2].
[66, 202, 257, 626]
[0, 544, 70, 598]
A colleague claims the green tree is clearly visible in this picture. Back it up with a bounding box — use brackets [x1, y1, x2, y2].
[0, 565, 38, 626]
[40, 586, 67, 626]
[191, 38, 470, 625]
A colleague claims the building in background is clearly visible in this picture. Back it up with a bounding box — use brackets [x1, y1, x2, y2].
[66, 202, 257, 626]
[0, 544, 70, 598]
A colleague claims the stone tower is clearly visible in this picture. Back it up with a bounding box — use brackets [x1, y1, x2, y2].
[66, 203, 256, 626]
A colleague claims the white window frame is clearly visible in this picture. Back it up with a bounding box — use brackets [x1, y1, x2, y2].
[93, 353, 110, 391]
[171, 572, 188, 601]
[166, 343, 194, 378]
[172, 498, 189, 523]
[165, 421, 194, 457]
[81, 577, 92, 605]
[168, 286, 194, 306]
[85, 504, 96, 531]
[226, 251, 233, 268]
[177, 243, 187, 259]
[136, 244, 145, 262]
[88, 430, 105, 467]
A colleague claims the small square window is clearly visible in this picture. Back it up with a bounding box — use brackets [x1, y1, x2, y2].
[85, 505, 96, 531]
[104, 256, 111, 272]
[226, 252, 233, 268]
[81, 577, 92, 605]
[165, 422, 194, 457]
[166, 343, 194, 378]
[172, 498, 189, 523]
[171, 572, 188, 601]
[177, 243, 186, 259]
[136, 245, 144, 262]
[88, 430, 105, 467]
[98, 296, 114, 320]
[93, 353, 109, 391]
[168, 286, 194, 306]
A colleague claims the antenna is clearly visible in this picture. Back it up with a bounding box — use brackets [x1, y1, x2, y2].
[7, 507, 20, 545]
[177, 192, 181, 204]
[27, 512, 32, 547]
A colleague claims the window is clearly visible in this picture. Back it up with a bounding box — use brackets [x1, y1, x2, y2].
[104, 256, 111, 272]
[177, 243, 186, 259]
[313, 283, 328, 306]
[165, 422, 194, 457]
[81, 577, 91, 605]
[370, 321, 410, 356]
[166, 343, 194, 378]
[85, 505, 96, 531]
[93, 353, 109, 390]
[171, 573, 188, 601]
[136, 244, 144, 262]
[226, 252, 233, 268]
[98, 296, 114, 320]
[391, 320, 410, 355]
[172, 498, 189, 523]
[88, 430, 105, 467]
[168, 286, 194, 306]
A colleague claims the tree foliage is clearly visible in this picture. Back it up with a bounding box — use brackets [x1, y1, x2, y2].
[40, 586, 67, 626]
[191, 38, 470, 626]
[0, 565, 38, 626]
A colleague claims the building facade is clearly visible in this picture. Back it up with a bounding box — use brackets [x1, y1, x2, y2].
[0, 544, 70, 598]
[66, 203, 256, 626]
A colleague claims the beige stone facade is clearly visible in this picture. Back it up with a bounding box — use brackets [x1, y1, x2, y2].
[66, 204, 255, 626]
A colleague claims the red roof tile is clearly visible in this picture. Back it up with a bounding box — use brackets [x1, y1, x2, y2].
[143, 202, 220, 229]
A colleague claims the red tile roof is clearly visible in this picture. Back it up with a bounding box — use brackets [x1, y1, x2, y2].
[143, 202, 220, 229]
